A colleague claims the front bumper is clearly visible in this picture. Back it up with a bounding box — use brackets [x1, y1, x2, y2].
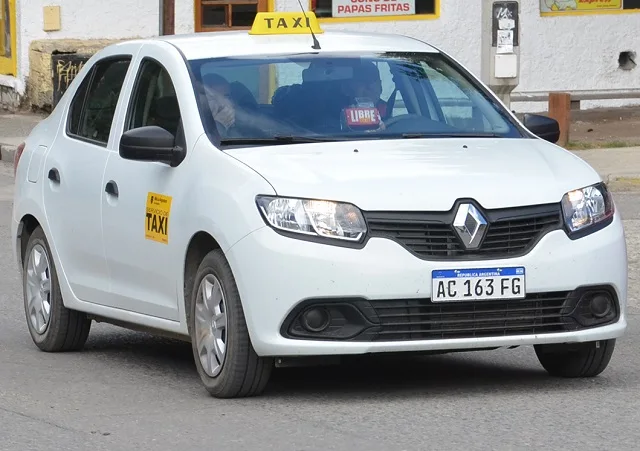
[226, 210, 628, 357]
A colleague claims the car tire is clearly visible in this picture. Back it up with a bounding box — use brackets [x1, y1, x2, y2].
[188, 249, 273, 398]
[534, 339, 616, 378]
[23, 226, 92, 352]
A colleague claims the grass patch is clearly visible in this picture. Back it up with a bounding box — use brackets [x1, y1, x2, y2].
[565, 140, 640, 150]
[608, 177, 640, 192]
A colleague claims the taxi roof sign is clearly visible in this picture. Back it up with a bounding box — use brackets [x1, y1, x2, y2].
[249, 12, 324, 35]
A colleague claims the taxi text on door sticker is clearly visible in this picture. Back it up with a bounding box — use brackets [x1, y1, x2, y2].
[145, 192, 172, 244]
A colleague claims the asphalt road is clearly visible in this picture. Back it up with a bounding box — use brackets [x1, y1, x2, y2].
[1, 161, 639, 451]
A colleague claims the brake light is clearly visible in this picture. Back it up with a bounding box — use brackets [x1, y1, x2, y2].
[14, 142, 25, 176]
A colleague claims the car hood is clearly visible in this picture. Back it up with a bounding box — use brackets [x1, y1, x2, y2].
[223, 138, 601, 211]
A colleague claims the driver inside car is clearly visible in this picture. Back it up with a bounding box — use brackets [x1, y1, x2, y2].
[202, 73, 236, 132]
[347, 61, 389, 119]
[202, 73, 303, 139]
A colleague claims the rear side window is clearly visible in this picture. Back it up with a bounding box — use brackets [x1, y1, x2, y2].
[67, 57, 132, 146]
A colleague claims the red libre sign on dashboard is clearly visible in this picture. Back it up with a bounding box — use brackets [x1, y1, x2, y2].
[345, 107, 381, 126]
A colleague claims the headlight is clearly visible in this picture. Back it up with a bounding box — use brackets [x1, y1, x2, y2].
[561, 182, 614, 237]
[256, 195, 367, 242]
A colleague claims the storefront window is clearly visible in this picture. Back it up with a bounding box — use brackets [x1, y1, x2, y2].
[196, 0, 269, 31]
[311, 0, 437, 20]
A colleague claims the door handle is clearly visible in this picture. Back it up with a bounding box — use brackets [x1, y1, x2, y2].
[48, 168, 60, 183]
[105, 180, 119, 197]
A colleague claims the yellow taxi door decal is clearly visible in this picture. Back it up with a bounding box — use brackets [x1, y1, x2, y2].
[145, 192, 173, 244]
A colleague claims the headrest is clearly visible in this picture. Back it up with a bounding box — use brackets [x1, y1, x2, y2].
[153, 96, 180, 119]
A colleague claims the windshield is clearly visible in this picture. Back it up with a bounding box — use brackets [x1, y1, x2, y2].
[188, 52, 526, 146]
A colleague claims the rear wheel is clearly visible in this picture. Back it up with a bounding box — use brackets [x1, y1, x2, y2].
[534, 339, 616, 378]
[23, 226, 91, 352]
[188, 249, 273, 398]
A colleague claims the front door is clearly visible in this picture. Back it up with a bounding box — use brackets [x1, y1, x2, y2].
[100, 56, 186, 321]
[42, 56, 132, 302]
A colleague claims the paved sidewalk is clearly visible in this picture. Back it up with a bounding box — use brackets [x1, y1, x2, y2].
[570, 147, 640, 183]
[1, 111, 639, 181]
[0, 112, 44, 161]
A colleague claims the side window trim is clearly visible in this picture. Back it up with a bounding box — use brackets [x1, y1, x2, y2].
[65, 54, 133, 148]
[65, 65, 96, 137]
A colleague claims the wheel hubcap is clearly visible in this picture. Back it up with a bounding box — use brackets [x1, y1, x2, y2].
[194, 274, 228, 377]
[25, 244, 52, 335]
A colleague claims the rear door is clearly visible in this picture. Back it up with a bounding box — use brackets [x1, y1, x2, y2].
[42, 53, 135, 302]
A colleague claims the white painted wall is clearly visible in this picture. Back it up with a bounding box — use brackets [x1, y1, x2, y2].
[9, 0, 640, 111]
[175, 1, 196, 34]
[278, 0, 484, 75]
[516, 1, 640, 111]
[16, 0, 161, 93]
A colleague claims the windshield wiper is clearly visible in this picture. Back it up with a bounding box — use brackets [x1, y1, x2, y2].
[400, 132, 503, 139]
[220, 136, 340, 145]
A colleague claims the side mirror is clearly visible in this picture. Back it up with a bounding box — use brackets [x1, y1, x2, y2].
[522, 113, 561, 144]
[119, 126, 183, 166]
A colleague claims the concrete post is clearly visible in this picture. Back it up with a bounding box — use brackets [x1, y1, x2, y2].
[481, 1, 521, 110]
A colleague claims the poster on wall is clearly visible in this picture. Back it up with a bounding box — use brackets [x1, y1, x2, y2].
[332, 0, 416, 18]
[492, 2, 519, 54]
[541, 0, 640, 13]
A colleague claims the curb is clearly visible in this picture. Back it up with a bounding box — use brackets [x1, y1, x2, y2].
[0, 143, 17, 163]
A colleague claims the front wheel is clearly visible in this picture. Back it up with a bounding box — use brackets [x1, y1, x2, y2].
[534, 339, 616, 378]
[188, 249, 273, 398]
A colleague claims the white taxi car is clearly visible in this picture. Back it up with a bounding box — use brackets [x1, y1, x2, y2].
[12, 12, 627, 398]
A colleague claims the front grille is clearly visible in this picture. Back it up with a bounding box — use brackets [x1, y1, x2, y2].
[364, 203, 562, 260]
[364, 292, 576, 341]
[282, 287, 620, 343]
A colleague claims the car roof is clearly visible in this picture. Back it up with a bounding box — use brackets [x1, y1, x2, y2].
[130, 30, 440, 61]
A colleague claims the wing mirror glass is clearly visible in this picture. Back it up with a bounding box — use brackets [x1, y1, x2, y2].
[119, 126, 184, 166]
[522, 113, 561, 144]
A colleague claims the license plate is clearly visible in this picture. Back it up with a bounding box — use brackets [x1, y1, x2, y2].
[431, 267, 526, 302]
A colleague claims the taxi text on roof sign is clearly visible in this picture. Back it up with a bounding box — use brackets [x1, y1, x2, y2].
[249, 12, 324, 35]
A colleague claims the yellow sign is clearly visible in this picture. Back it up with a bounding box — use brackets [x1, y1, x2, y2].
[541, 0, 622, 13]
[145, 192, 172, 244]
[249, 12, 324, 35]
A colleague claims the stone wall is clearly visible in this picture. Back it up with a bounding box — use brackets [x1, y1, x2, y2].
[27, 38, 123, 112]
[0, 85, 20, 112]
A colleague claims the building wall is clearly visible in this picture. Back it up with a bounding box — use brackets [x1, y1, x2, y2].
[17, 0, 161, 89]
[279, 0, 484, 75]
[517, 1, 640, 111]
[175, 1, 196, 35]
[10, 0, 640, 112]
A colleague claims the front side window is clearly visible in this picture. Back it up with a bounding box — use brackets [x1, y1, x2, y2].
[189, 51, 526, 146]
[67, 57, 131, 146]
[126, 59, 181, 137]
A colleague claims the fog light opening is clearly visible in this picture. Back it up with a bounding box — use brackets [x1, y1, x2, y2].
[590, 294, 613, 318]
[301, 307, 331, 332]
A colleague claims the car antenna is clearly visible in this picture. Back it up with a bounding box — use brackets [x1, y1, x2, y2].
[296, 0, 321, 50]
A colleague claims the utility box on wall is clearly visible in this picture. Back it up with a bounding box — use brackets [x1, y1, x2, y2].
[481, 0, 520, 108]
[43, 5, 62, 31]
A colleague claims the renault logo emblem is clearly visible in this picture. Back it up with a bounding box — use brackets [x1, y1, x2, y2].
[453, 203, 488, 249]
